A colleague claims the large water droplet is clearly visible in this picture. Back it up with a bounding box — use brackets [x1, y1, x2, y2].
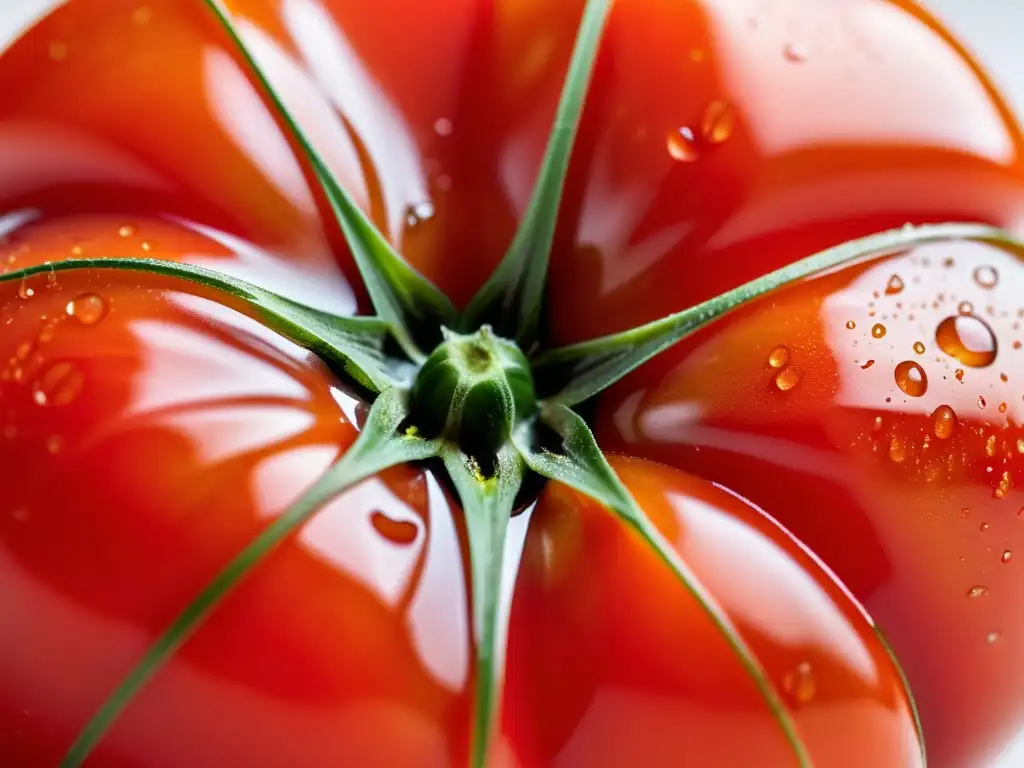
[31, 362, 84, 407]
[767, 345, 790, 369]
[666, 127, 698, 161]
[894, 361, 927, 397]
[885, 274, 904, 295]
[65, 294, 107, 326]
[700, 100, 735, 144]
[774, 366, 803, 392]
[936, 315, 997, 368]
[781, 662, 816, 704]
[932, 405, 957, 439]
[974, 265, 999, 289]
[370, 510, 419, 545]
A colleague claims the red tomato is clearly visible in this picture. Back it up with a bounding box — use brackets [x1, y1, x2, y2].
[0, 0, 1022, 766]
[597, 239, 1024, 766]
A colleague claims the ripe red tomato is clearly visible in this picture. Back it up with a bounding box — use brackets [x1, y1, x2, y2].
[0, 0, 1021, 766]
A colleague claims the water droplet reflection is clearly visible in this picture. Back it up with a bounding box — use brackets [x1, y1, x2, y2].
[936, 315, 997, 368]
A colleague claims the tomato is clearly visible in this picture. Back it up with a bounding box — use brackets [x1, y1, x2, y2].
[596, 238, 1024, 766]
[0, 0, 1022, 766]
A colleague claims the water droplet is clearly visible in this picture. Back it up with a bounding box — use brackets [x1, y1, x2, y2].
[955, 368, 965, 382]
[774, 366, 804, 392]
[913, 341, 925, 355]
[958, 301, 974, 315]
[980, 521, 990, 531]
[885, 274, 904, 295]
[894, 361, 927, 397]
[118, 224, 135, 238]
[17, 280, 34, 300]
[994, 470, 1013, 499]
[1000, 402, 1008, 414]
[936, 315, 997, 368]
[985, 435, 997, 457]
[845, 320, 856, 330]
[141, 241, 152, 252]
[667, 127, 698, 161]
[45, 434, 63, 454]
[979, 396, 987, 410]
[767, 345, 790, 369]
[871, 323, 886, 339]
[1002, 550, 1013, 564]
[987, 631, 1002, 644]
[781, 662, 816, 704]
[974, 265, 999, 289]
[783, 42, 809, 63]
[873, 416, 884, 431]
[933, 405, 957, 439]
[889, 436, 908, 463]
[960, 507, 971, 519]
[700, 100, 735, 144]
[1017, 438, 1024, 454]
[369, 510, 419, 545]
[48, 41, 67, 61]
[860, 359, 875, 369]
[405, 202, 435, 228]
[65, 294, 107, 326]
[433, 117, 453, 136]
[31, 362, 84, 407]
[968, 585, 989, 598]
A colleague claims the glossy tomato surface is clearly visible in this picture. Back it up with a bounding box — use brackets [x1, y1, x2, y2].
[1, 0, 1023, 766]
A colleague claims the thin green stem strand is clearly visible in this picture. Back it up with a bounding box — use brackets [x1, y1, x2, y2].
[60, 389, 438, 768]
[442, 447, 525, 768]
[460, 0, 613, 347]
[203, 0, 456, 361]
[873, 627, 927, 766]
[0, 258, 405, 391]
[533, 223, 1016, 406]
[514, 403, 813, 768]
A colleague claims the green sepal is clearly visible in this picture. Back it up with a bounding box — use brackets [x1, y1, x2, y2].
[441, 446, 526, 768]
[60, 388, 439, 768]
[203, 0, 456, 360]
[0, 258, 407, 392]
[514, 403, 813, 768]
[533, 223, 1014, 406]
[460, 0, 613, 347]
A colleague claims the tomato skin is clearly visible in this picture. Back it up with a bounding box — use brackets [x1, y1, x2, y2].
[596, 239, 1024, 767]
[504, 456, 921, 768]
[0, 270, 475, 767]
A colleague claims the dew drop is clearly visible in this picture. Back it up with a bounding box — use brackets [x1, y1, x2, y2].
[65, 294, 107, 326]
[889, 436, 907, 463]
[1002, 550, 1013, 564]
[405, 202, 435, 228]
[667, 127, 698, 162]
[980, 521, 990, 531]
[978, 396, 987, 410]
[845, 320, 856, 330]
[700, 100, 735, 144]
[767, 345, 790, 369]
[974, 265, 999, 289]
[913, 341, 925, 355]
[433, 117, 453, 137]
[781, 662, 816, 704]
[967, 585, 989, 598]
[958, 301, 975, 315]
[994, 470, 1012, 499]
[1017, 438, 1024, 454]
[17, 280, 34, 300]
[894, 361, 927, 397]
[960, 507, 971, 520]
[774, 366, 804, 392]
[985, 435, 997, 457]
[783, 42, 809, 63]
[871, 323, 886, 339]
[936, 315, 997, 368]
[885, 274, 904, 295]
[955, 368, 965, 382]
[31, 362, 84, 407]
[932, 405, 957, 439]
[860, 359, 875, 369]
[369, 510, 419, 545]
[118, 224, 135, 238]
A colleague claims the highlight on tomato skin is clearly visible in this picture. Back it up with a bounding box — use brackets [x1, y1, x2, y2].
[596, 238, 1024, 767]
[0, 270, 476, 767]
[503, 456, 922, 768]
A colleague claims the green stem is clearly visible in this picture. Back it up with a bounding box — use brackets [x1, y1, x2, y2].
[460, 0, 613, 347]
[0, 258, 405, 391]
[203, 0, 456, 359]
[60, 389, 438, 768]
[514, 403, 813, 768]
[533, 223, 1015, 406]
[442, 446, 525, 768]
